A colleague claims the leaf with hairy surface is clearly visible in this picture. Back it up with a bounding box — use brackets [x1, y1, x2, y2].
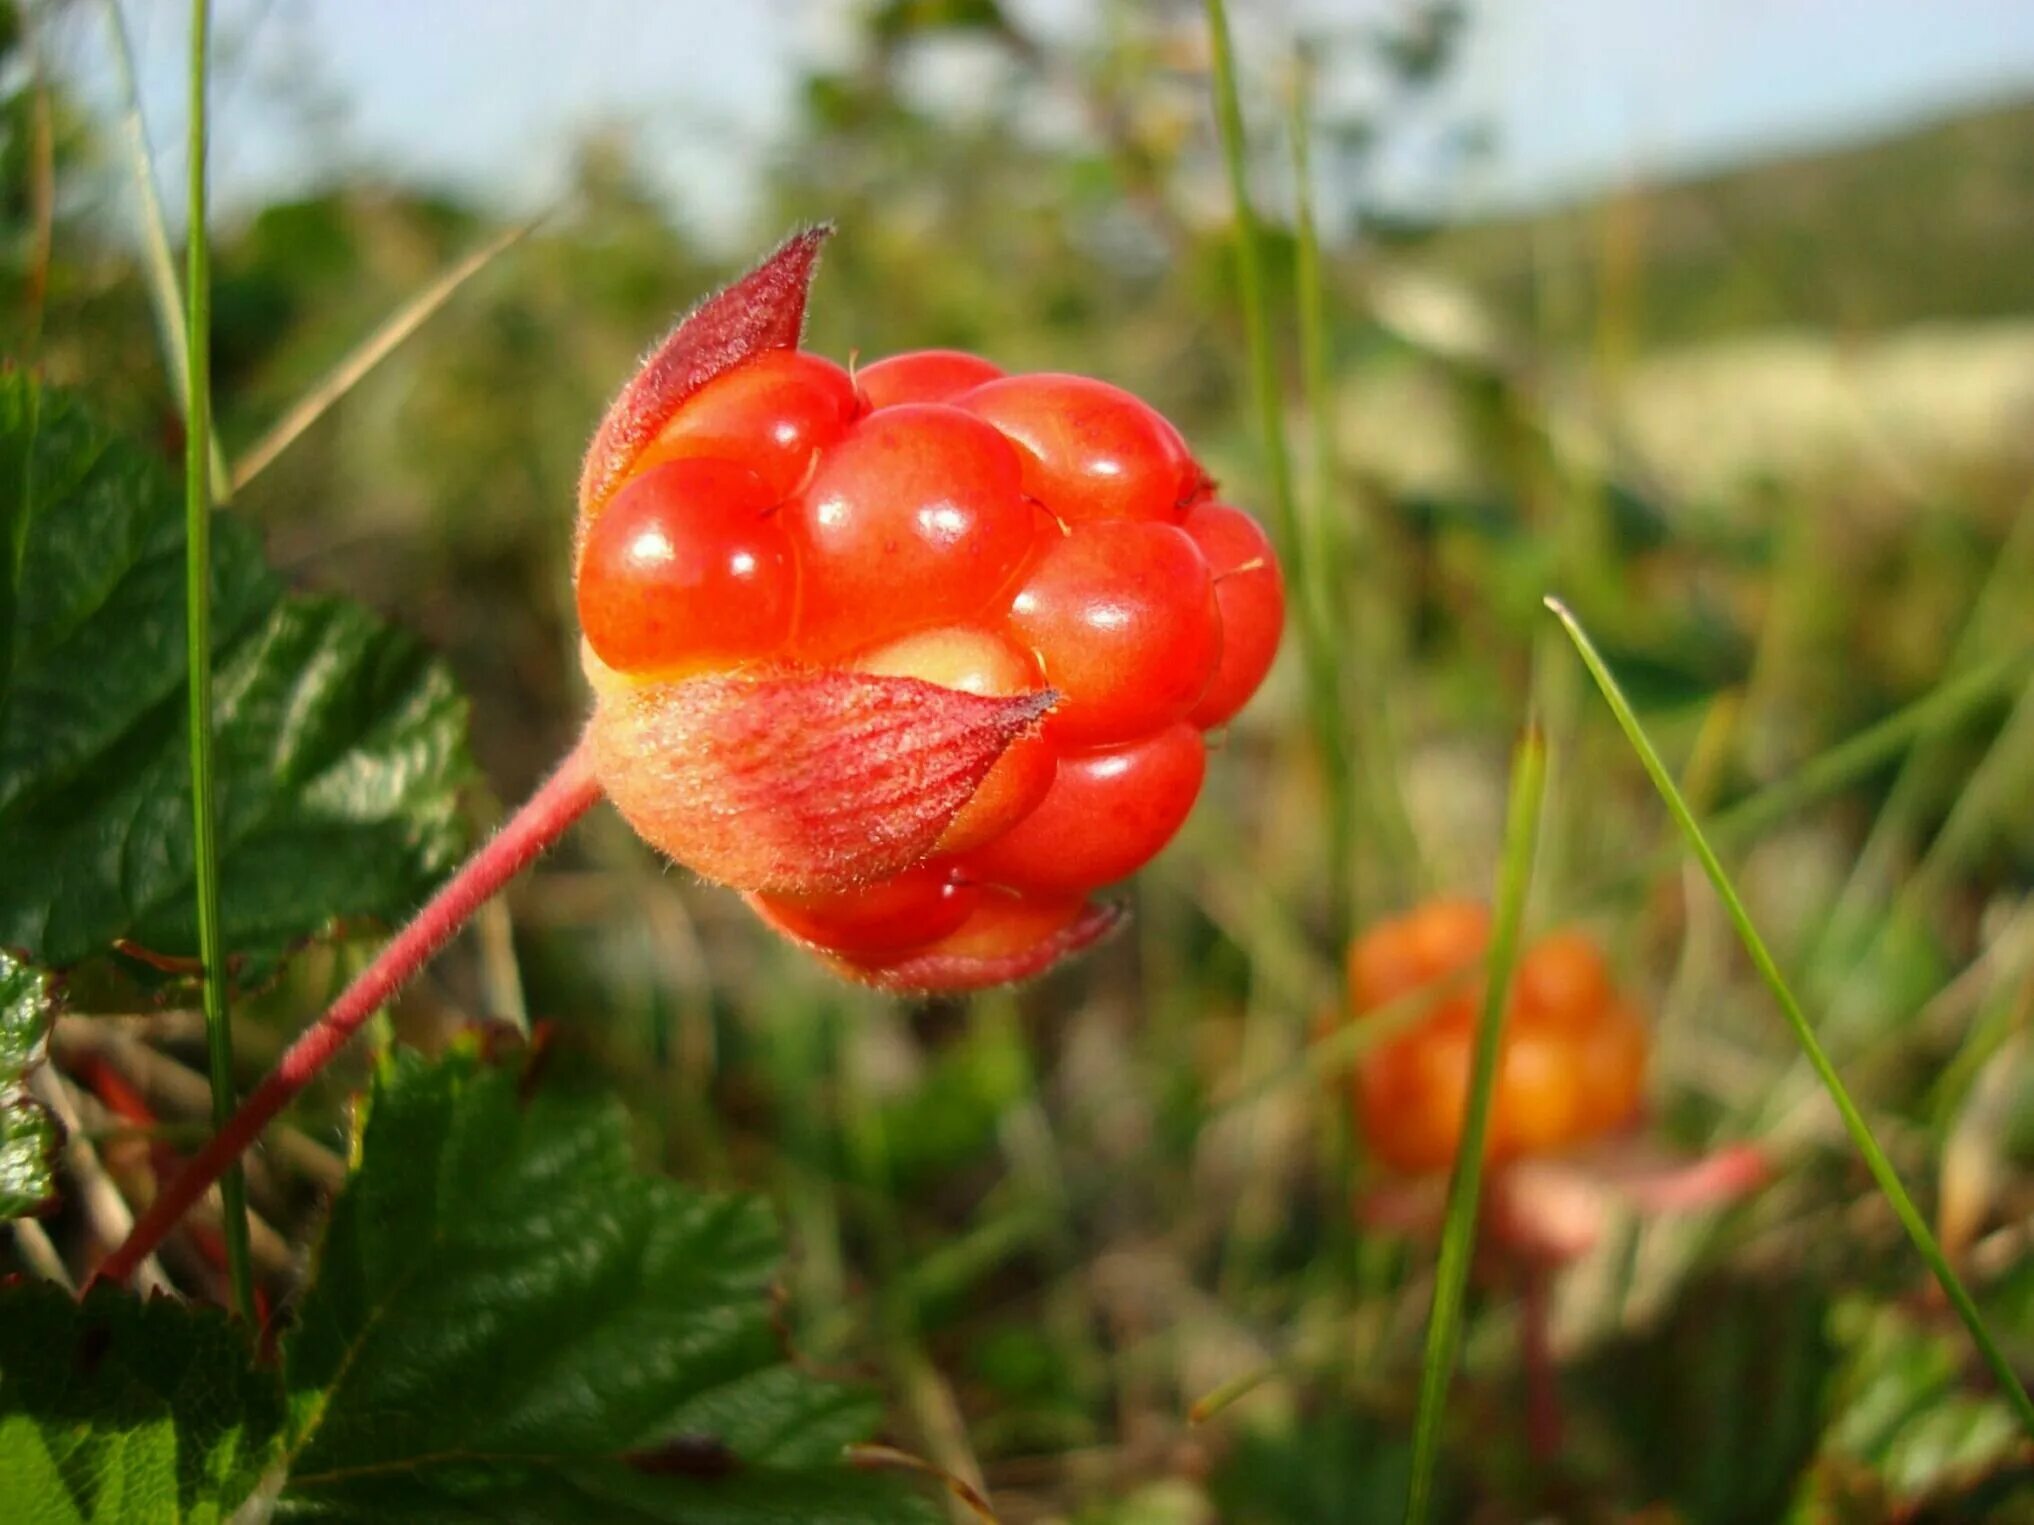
[0, 1281, 285, 1524]
[272, 1048, 936, 1523]
[0, 374, 472, 972]
[0, 950, 58, 1220]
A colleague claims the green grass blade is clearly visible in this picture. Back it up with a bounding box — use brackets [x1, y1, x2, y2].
[1287, 46, 1423, 914]
[231, 220, 532, 492]
[1821, 496, 2034, 948]
[1284, 47, 1357, 925]
[1581, 648, 2031, 907]
[94, 0, 233, 504]
[1404, 722, 1547, 1524]
[1547, 596, 2034, 1438]
[181, 0, 253, 1323]
[1203, 0, 1355, 931]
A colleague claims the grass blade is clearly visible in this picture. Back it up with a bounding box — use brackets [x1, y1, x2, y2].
[1547, 595, 2034, 1438]
[1203, 0, 1355, 931]
[1581, 648, 2031, 907]
[1819, 496, 2034, 952]
[1404, 721, 1548, 1524]
[1288, 45, 1422, 912]
[181, 0, 253, 1322]
[95, 0, 233, 503]
[231, 220, 532, 492]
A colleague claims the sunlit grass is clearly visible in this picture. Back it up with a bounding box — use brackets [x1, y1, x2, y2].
[1550, 595, 2034, 1439]
[177, 0, 253, 1324]
[1404, 720, 1547, 1525]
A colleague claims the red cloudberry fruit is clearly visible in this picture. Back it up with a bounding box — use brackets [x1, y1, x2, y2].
[633, 349, 859, 501]
[1344, 900, 1647, 1174]
[1004, 521, 1222, 744]
[960, 724, 1207, 897]
[576, 459, 793, 673]
[574, 227, 1285, 990]
[856, 348, 1004, 409]
[95, 227, 1288, 1288]
[752, 863, 979, 958]
[1182, 500, 1285, 728]
[786, 404, 1035, 662]
[959, 372, 1200, 524]
[854, 627, 1057, 853]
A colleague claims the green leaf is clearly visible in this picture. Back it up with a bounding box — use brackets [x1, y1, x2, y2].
[0, 949, 58, 1219]
[0, 1280, 284, 1524]
[275, 1050, 937, 1523]
[0, 374, 471, 971]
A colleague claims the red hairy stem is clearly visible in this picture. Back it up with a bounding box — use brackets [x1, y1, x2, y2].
[96, 737, 603, 1290]
[1520, 1266, 1565, 1463]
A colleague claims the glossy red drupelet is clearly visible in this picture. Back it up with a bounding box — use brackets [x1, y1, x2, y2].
[577, 342, 1284, 990]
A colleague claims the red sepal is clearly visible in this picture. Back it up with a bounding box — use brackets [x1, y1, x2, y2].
[590, 666, 1055, 896]
[577, 225, 832, 518]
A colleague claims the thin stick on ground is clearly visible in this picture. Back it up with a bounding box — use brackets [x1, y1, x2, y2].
[53, 1022, 347, 1193]
[1548, 594, 2034, 1439]
[31, 1068, 172, 1297]
[96, 736, 604, 1288]
[10, 1217, 73, 1291]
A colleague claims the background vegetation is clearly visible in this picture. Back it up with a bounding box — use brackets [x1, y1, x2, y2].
[5, 1, 2034, 1519]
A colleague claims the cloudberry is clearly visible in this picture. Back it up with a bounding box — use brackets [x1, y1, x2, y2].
[92, 226, 1289, 1286]
[1344, 900, 1647, 1174]
[575, 228, 1286, 991]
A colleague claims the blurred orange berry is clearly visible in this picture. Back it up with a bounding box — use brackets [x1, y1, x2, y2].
[1344, 900, 1647, 1174]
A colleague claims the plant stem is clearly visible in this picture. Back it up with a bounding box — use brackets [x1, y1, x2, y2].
[1204, 0, 1354, 932]
[179, 0, 254, 1324]
[1548, 595, 2034, 1439]
[97, 737, 603, 1289]
[96, 0, 232, 502]
[1519, 1265, 1563, 1462]
[1286, 48, 1357, 921]
[1405, 722, 1547, 1524]
[1288, 47, 1421, 913]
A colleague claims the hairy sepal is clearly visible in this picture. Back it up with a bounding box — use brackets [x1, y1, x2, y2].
[577, 224, 831, 520]
[592, 666, 1055, 895]
[829, 898, 1124, 994]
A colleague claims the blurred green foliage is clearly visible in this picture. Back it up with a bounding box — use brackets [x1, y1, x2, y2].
[6, 0, 2034, 1518]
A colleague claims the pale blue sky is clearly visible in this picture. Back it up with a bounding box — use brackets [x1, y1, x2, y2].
[48, 0, 2034, 242]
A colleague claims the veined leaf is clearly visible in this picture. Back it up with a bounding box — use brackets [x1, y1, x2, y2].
[0, 949, 58, 1220]
[274, 1049, 936, 1522]
[0, 374, 471, 971]
[0, 1280, 285, 1524]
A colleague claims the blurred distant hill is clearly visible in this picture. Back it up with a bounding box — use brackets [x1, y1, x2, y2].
[1417, 97, 2034, 349]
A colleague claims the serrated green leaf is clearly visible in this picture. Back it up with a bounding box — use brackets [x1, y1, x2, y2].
[0, 1280, 284, 1524]
[0, 374, 472, 971]
[274, 1051, 937, 1523]
[0, 949, 58, 1219]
